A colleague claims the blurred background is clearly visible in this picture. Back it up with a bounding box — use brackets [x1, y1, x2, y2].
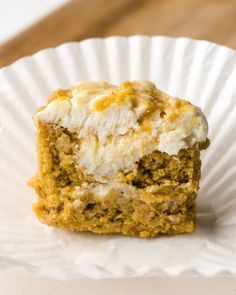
[0, 0, 236, 68]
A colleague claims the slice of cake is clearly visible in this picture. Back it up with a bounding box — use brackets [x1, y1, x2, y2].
[29, 81, 209, 238]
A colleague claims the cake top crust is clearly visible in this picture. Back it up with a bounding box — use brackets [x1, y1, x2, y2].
[35, 81, 208, 180]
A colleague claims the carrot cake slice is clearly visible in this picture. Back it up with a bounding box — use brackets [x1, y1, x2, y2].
[29, 81, 209, 237]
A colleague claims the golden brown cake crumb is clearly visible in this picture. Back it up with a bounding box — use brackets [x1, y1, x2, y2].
[29, 81, 209, 237]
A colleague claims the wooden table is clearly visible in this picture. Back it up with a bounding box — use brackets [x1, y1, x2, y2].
[0, 0, 236, 67]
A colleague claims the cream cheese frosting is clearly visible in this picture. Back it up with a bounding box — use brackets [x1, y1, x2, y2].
[73, 182, 140, 201]
[35, 81, 208, 180]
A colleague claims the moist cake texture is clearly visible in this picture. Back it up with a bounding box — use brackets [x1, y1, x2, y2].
[29, 81, 209, 237]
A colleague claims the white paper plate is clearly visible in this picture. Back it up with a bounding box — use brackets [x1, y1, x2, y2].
[0, 36, 236, 280]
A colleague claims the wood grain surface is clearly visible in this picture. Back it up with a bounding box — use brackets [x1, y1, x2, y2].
[0, 0, 236, 67]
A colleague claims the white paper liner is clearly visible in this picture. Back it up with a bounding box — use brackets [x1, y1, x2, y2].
[0, 36, 236, 279]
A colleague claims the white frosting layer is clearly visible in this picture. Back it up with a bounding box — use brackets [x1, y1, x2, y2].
[36, 81, 208, 180]
[73, 182, 140, 202]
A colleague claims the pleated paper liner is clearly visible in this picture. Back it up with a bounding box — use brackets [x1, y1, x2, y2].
[0, 36, 235, 279]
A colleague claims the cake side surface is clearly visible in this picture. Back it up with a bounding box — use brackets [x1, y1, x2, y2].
[29, 81, 209, 237]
